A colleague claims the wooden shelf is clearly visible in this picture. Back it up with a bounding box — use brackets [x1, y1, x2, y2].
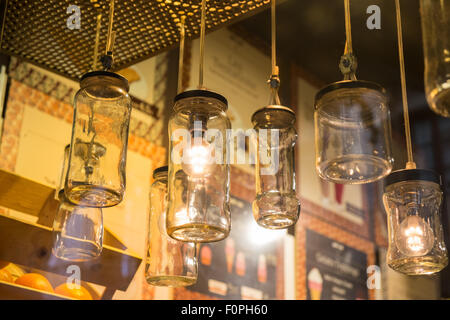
[0, 169, 143, 298]
[0, 280, 70, 300]
[0, 169, 55, 218]
[0, 169, 128, 251]
[0, 215, 142, 293]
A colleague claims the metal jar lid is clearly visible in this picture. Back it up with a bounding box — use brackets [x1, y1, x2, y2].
[153, 165, 168, 179]
[174, 89, 228, 109]
[384, 168, 442, 190]
[314, 80, 387, 109]
[80, 71, 129, 92]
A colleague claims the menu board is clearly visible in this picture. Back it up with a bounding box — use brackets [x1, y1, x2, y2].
[186, 196, 281, 300]
[306, 229, 368, 300]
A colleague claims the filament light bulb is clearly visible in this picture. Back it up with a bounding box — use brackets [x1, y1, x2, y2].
[182, 140, 213, 178]
[394, 214, 434, 257]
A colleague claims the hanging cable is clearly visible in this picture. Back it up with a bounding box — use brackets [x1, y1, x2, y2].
[344, 0, 353, 55]
[0, 0, 8, 50]
[340, 0, 357, 80]
[395, 0, 415, 169]
[105, 0, 116, 54]
[92, 14, 102, 70]
[198, 0, 206, 89]
[268, 0, 281, 105]
[177, 16, 186, 94]
[271, 0, 278, 78]
[101, 0, 116, 70]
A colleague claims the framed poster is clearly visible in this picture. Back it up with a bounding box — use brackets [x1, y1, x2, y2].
[305, 229, 368, 300]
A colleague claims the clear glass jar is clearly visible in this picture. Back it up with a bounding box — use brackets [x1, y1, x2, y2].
[251, 106, 300, 229]
[65, 71, 131, 208]
[146, 166, 198, 286]
[167, 90, 231, 243]
[56, 144, 71, 200]
[383, 169, 448, 275]
[52, 200, 103, 261]
[53, 143, 103, 261]
[420, 0, 450, 117]
[314, 80, 393, 184]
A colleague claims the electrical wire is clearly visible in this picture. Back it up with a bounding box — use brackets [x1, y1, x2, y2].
[395, 0, 416, 169]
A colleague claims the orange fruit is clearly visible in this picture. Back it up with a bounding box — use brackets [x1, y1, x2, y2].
[54, 283, 93, 300]
[15, 273, 54, 293]
[0, 269, 14, 283]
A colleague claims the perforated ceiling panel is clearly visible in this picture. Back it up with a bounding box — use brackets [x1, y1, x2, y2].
[0, 0, 270, 80]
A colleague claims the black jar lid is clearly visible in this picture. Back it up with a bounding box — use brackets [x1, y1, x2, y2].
[80, 71, 129, 92]
[314, 80, 386, 108]
[153, 165, 168, 179]
[384, 168, 442, 190]
[251, 104, 296, 124]
[174, 89, 228, 107]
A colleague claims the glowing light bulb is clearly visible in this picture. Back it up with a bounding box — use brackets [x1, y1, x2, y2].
[394, 214, 434, 257]
[182, 141, 213, 177]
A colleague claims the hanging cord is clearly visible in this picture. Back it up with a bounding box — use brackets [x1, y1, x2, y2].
[268, 0, 281, 105]
[92, 13, 102, 70]
[340, 0, 357, 80]
[177, 16, 186, 94]
[0, 0, 8, 51]
[198, 0, 206, 89]
[395, 0, 415, 169]
[100, 0, 116, 70]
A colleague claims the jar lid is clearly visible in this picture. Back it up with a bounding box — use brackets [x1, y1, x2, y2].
[251, 105, 296, 123]
[153, 165, 168, 179]
[384, 168, 442, 190]
[80, 71, 129, 92]
[174, 89, 228, 107]
[314, 80, 386, 108]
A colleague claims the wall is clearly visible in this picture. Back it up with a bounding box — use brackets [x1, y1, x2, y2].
[0, 56, 167, 299]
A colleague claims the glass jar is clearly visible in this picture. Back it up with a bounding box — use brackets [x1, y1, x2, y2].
[53, 143, 103, 261]
[383, 169, 448, 275]
[52, 200, 104, 261]
[420, 0, 450, 117]
[65, 71, 132, 208]
[55, 144, 71, 200]
[146, 166, 198, 286]
[314, 80, 393, 184]
[167, 90, 231, 243]
[251, 105, 300, 229]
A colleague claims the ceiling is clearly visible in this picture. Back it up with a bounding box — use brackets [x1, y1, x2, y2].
[0, 0, 271, 80]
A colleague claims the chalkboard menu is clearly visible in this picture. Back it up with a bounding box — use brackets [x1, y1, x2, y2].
[306, 229, 368, 300]
[186, 196, 281, 300]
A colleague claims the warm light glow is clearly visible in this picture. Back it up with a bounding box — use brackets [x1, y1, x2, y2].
[248, 220, 286, 246]
[395, 214, 434, 257]
[182, 142, 212, 177]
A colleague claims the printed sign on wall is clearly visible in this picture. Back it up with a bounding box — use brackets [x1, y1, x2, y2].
[186, 196, 282, 300]
[306, 229, 368, 300]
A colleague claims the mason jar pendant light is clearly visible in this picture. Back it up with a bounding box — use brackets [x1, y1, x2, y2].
[251, 0, 300, 229]
[167, 0, 231, 243]
[146, 166, 198, 287]
[420, 0, 450, 117]
[65, 0, 132, 208]
[383, 0, 448, 275]
[53, 145, 104, 261]
[314, 0, 393, 184]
